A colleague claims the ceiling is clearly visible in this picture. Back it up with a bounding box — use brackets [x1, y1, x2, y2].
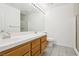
[6, 3, 41, 15]
[6, 3, 66, 15]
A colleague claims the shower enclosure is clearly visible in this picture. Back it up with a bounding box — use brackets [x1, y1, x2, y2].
[76, 15, 79, 52]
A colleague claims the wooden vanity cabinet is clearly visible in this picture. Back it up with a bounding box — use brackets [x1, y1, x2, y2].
[0, 35, 47, 56]
[1, 42, 31, 56]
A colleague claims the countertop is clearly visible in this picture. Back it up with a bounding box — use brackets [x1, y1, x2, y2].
[0, 32, 46, 52]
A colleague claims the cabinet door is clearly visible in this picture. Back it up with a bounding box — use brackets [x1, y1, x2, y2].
[31, 38, 41, 56]
[40, 35, 47, 53]
[32, 46, 40, 56]
[3, 43, 30, 56]
[31, 38, 40, 48]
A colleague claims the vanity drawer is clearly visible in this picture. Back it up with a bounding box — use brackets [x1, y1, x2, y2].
[32, 46, 40, 56]
[41, 35, 47, 42]
[31, 38, 40, 48]
[3, 43, 30, 56]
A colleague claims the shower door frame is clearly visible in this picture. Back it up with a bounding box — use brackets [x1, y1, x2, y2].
[76, 15, 79, 52]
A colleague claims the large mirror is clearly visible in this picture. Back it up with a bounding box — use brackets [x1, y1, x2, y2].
[0, 3, 45, 32]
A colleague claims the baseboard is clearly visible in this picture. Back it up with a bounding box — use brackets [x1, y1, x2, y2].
[55, 42, 73, 48]
[47, 37, 73, 48]
[74, 47, 79, 56]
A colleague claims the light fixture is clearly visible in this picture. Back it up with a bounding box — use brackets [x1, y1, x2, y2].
[31, 3, 46, 15]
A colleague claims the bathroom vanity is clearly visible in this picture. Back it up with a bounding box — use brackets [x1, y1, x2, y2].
[0, 32, 47, 56]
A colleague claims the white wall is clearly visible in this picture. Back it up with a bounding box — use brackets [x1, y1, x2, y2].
[0, 4, 20, 32]
[45, 4, 75, 48]
[21, 3, 79, 48]
[27, 4, 76, 48]
[28, 12, 45, 32]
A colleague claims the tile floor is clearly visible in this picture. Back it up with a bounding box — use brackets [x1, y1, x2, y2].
[42, 42, 76, 56]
